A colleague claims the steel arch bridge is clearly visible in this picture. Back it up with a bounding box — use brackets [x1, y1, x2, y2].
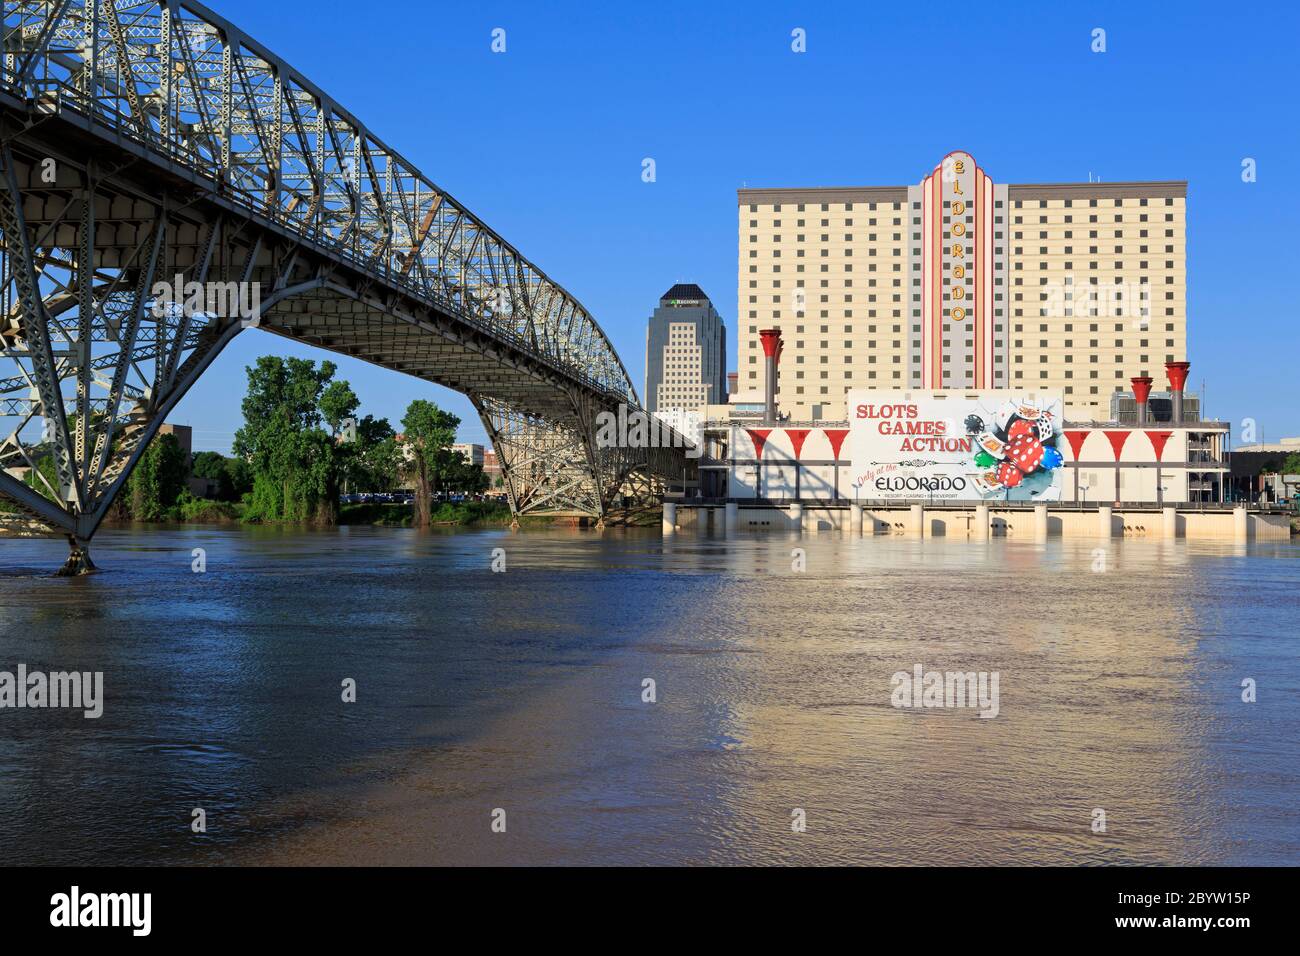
[0, 0, 692, 571]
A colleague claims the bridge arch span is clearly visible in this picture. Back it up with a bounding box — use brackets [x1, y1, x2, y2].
[0, 1, 692, 569]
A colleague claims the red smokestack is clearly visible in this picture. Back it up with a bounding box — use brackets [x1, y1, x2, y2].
[1131, 376, 1153, 425]
[759, 328, 782, 422]
[1165, 361, 1190, 393]
[1165, 361, 1190, 423]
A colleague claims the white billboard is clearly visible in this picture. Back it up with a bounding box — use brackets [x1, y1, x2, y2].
[846, 390, 1066, 502]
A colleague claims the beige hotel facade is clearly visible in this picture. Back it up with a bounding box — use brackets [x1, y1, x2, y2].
[736, 151, 1187, 423]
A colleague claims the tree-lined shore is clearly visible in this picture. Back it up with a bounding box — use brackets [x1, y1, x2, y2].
[111, 356, 504, 528]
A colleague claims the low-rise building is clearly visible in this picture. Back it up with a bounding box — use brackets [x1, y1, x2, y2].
[696, 330, 1226, 505]
[451, 443, 485, 467]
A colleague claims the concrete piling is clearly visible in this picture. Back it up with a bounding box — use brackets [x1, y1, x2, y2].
[653, 502, 1283, 542]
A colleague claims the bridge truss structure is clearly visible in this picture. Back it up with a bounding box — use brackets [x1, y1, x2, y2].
[0, 0, 692, 571]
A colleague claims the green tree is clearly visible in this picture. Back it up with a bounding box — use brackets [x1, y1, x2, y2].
[400, 399, 459, 527]
[234, 356, 343, 524]
[348, 414, 401, 492]
[192, 450, 253, 501]
[1281, 452, 1300, 475]
[319, 380, 360, 437]
[191, 450, 227, 483]
[225, 456, 253, 501]
[126, 432, 188, 520]
[440, 451, 490, 495]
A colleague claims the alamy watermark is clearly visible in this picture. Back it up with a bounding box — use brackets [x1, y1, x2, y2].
[890, 663, 999, 718]
[1033, 277, 1155, 326]
[595, 404, 703, 458]
[0, 664, 103, 718]
[150, 274, 262, 327]
[50, 886, 150, 936]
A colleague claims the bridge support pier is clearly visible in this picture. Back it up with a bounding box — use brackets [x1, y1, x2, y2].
[910, 504, 925, 536]
[56, 536, 97, 577]
[788, 502, 803, 532]
[1034, 504, 1049, 542]
[1233, 506, 1248, 543]
[662, 502, 677, 535]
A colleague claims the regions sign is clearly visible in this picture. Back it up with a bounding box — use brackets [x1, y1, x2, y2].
[846, 390, 1065, 501]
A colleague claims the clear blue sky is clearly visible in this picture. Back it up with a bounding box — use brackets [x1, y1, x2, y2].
[172, 0, 1300, 452]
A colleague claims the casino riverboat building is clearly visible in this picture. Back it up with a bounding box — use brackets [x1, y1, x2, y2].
[684, 152, 1237, 510]
[735, 151, 1188, 425]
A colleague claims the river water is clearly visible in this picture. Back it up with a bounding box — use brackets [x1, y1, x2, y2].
[1, 524, 1297, 866]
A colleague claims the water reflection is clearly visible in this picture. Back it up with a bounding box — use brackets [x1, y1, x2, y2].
[0, 525, 1296, 865]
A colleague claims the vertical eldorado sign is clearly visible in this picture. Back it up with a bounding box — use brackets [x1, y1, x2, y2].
[914, 151, 1002, 390]
[847, 390, 1066, 501]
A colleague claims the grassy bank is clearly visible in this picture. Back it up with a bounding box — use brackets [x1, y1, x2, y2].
[173, 494, 245, 523]
[19, 492, 607, 530]
[338, 500, 516, 527]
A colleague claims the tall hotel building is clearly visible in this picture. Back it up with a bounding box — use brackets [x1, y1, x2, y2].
[645, 283, 727, 420]
[737, 151, 1187, 422]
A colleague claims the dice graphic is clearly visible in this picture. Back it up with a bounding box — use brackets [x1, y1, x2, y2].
[1007, 415, 1054, 444]
[1005, 433, 1044, 474]
[995, 460, 1024, 487]
[1006, 418, 1034, 441]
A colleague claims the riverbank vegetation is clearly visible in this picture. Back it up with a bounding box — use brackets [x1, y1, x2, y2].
[339, 500, 513, 526]
[101, 355, 505, 530]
